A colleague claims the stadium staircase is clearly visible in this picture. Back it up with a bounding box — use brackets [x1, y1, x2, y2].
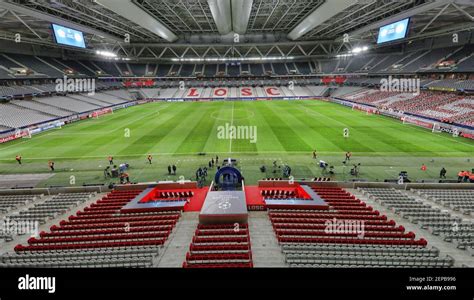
[182, 223, 253, 268]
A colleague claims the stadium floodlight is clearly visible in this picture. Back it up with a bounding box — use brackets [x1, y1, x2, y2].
[349, 46, 369, 55]
[336, 53, 354, 58]
[96, 50, 117, 58]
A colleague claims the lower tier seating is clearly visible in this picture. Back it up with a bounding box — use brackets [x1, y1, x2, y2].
[2, 189, 181, 268]
[7, 193, 94, 225]
[268, 187, 454, 268]
[413, 189, 474, 216]
[360, 188, 473, 252]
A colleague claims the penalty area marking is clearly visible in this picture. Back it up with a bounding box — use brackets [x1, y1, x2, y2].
[0, 107, 167, 150]
[229, 101, 234, 153]
[210, 107, 255, 121]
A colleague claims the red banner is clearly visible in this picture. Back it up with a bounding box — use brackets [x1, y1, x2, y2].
[0, 130, 28, 144]
[461, 132, 474, 140]
[123, 79, 155, 88]
[90, 108, 113, 118]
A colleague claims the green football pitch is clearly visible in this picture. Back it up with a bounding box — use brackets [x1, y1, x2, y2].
[0, 100, 473, 187]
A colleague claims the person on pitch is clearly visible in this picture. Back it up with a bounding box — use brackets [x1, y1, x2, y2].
[48, 160, 55, 172]
[167, 165, 172, 175]
[108, 156, 114, 165]
[172, 165, 177, 175]
[345, 151, 352, 162]
[313, 150, 317, 159]
[104, 166, 111, 179]
[15, 155, 22, 165]
[458, 170, 465, 183]
[147, 154, 153, 164]
[439, 167, 447, 179]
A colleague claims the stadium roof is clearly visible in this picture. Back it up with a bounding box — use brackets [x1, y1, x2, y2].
[0, 0, 472, 60]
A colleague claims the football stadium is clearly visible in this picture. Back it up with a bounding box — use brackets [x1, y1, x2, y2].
[0, 0, 473, 296]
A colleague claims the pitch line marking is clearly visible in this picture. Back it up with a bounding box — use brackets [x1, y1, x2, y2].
[302, 101, 474, 149]
[0, 106, 168, 151]
[0, 150, 472, 161]
[229, 101, 234, 154]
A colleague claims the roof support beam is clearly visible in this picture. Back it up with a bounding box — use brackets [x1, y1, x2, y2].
[451, 3, 474, 21]
[207, 0, 232, 35]
[95, 0, 178, 42]
[232, 0, 253, 34]
[0, 0, 121, 41]
[287, 0, 358, 40]
[10, 10, 43, 40]
[347, 0, 456, 37]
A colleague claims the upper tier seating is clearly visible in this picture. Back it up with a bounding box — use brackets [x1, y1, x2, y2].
[61, 60, 96, 76]
[93, 61, 121, 77]
[179, 64, 194, 77]
[295, 62, 311, 74]
[128, 64, 147, 76]
[6, 54, 64, 78]
[455, 56, 474, 73]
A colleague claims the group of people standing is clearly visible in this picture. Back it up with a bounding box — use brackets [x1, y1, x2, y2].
[15, 155, 55, 171]
[458, 170, 474, 183]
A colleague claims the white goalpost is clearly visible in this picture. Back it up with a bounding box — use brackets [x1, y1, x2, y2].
[432, 122, 442, 133]
[21, 128, 31, 139]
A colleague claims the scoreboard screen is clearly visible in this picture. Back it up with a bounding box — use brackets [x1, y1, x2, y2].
[377, 18, 410, 44]
[52, 24, 86, 48]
